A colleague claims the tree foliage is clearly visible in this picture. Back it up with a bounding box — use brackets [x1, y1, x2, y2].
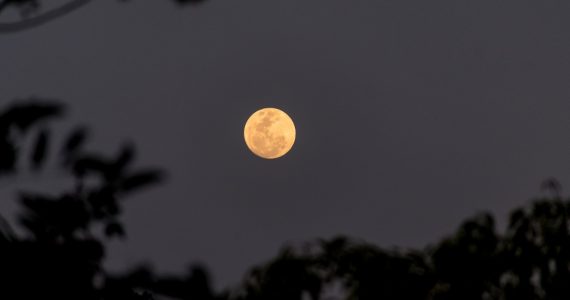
[1, 100, 570, 300]
[237, 185, 570, 300]
[0, 99, 165, 299]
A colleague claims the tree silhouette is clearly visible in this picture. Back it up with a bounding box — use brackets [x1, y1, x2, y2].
[2, 100, 570, 299]
[0, 99, 229, 300]
[235, 184, 570, 300]
[0, 99, 165, 299]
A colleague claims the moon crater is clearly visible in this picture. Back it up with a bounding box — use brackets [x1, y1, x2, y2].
[244, 108, 296, 159]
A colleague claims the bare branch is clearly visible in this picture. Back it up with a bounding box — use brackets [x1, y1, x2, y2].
[0, 0, 92, 33]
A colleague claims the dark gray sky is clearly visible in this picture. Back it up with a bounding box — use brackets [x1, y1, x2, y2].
[2, 0, 570, 290]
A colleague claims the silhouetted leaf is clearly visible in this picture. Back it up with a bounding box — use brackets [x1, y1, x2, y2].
[0, 138, 17, 174]
[114, 143, 135, 173]
[119, 170, 163, 193]
[30, 128, 49, 170]
[72, 155, 111, 177]
[61, 126, 89, 162]
[0, 101, 63, 133]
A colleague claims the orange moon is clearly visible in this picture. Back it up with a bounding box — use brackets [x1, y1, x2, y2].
[244, 108, 296, 159]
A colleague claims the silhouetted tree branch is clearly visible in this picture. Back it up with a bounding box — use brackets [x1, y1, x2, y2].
[0, 0, 92, 33]
[0, 0, 208, 33]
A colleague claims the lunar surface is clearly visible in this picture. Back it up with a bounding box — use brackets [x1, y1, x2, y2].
[244, 108, 296, 159]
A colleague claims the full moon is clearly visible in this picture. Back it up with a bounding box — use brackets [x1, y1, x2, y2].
[244, 108, 296, 159]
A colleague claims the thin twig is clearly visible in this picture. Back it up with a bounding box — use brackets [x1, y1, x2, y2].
[0, 0, 92, 33]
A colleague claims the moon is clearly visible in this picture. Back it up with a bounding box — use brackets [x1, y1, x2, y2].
[244, 108, 296, 159]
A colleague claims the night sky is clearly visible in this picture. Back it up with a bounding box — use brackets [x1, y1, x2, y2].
[2, 0, 570, 290]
